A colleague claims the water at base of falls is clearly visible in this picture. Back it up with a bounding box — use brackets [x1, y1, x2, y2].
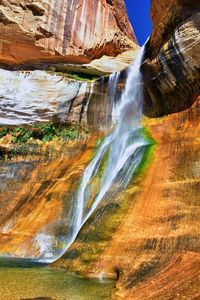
[39, 45, 150, 263]
[0, 267, 115, 300]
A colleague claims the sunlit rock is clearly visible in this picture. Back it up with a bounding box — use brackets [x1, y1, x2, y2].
[0, 0, 138, 66]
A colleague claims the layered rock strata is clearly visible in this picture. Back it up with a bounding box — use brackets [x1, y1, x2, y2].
[51, 2, 200, 299]
[0, 0, 137, 66]
[150, 0, 200, 58]
[0, 68, 113, 130]
[142, 10, 200, 117]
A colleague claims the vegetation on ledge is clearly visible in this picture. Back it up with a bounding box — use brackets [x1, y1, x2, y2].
[0, 123, 89, 145]
[49, 70, 100, 82]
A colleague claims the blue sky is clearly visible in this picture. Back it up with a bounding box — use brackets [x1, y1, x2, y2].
[124, 0, 152, 46]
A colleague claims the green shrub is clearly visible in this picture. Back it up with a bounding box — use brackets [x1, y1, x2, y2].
[59, 128, 79, 140]
[0, 123, 86, 144]
[0, 128, 10, 138]
[49, 70, 99, 82]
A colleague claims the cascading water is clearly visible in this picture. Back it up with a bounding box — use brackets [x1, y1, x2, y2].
[108, 71, 120, 123]
[38, 45, 149, 263]
[75, 45, 147, 227]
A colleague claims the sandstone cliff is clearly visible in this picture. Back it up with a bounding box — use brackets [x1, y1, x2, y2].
[150, 0, 200, 58]
[52, 2, 200, 299]
[0, 0, 199, 299]
[54, 97, 200, 300]
[142, 0, 200, 117]
[0, 0, 137, 66]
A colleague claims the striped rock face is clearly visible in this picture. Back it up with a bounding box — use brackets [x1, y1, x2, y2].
[0, 0, 137, 66]
[0, 137, 99, 262]
[142, 9, 200, 117]
[0, 69, 92, 126]
[0, 69, 112, 129]
[150, 0, 200, 58]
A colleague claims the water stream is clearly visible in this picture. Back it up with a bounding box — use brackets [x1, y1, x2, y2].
[0, 267, 115, 300]
[76, 45, 146, 229]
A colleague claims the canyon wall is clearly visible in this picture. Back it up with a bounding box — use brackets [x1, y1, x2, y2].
[0, 0, 199, 299]
[150, 0, 200, 58]
[53, 3, 200, 298]
[53, 1, 200, 299]
[0, 69, 112, 130]
[54, 97, 200, 300]
[0, 0, 136, 264]
[0, 0, 137, 66]
[143, 11, 200, 117]
[142, 0, 200, 117]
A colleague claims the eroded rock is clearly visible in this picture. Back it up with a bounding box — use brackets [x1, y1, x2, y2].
[0, 0, 137, 66]
[150, 0, 200, 58]
[143, 12, 200, 117]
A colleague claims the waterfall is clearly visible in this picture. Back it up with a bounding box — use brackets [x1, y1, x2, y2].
[108, 71, 120, 124]
[39, 45, 148, 263]
[75, 46, 146, 227]
[75, 44, 146, 225]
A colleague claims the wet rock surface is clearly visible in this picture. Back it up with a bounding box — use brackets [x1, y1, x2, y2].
[0, 69, 91, 126]
[0, 137, 98, 261]
[54, 97, 200, 300]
